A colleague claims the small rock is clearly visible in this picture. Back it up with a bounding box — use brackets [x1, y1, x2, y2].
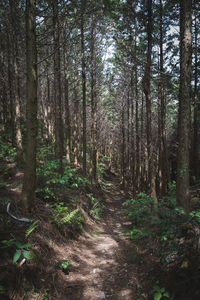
[137, 284, 142, 289]
[99, 260, 107, 265]
[93, 279, 98, 285]
[93, 268, 103, 274]
[97, 291, 106, 299]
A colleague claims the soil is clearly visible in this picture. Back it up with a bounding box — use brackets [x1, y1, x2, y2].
[1, 170, 200, 300]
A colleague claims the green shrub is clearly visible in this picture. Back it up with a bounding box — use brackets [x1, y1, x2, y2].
[87, 193, 104, 220]
[36, 160, 88, 201]
[51, 202, 84, 228]
[123, 193, 154, 226]
[0, 239, 36, 263]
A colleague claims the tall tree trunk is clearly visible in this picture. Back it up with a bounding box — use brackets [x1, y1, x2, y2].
[81, 0, 87, 175]
[9, 0, 23, 162]
[90, 14, 97, 182]
[135, 37, 140, 192]
[192, 3, 200, 179]
[73, 48, 79, 166]
[142, 0, 157, 201]
[53, 0, 64, 173]
[130, 71, 135, 193]
[121, 101, 126, 190]
[22, 0, 37, 212]
[7, 31, 15, 146]
[176, 0, 192, 213]
[64, 47, 71, 163]
[158, 0, 169, 195]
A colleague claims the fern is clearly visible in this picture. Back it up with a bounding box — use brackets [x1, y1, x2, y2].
[25, 220, 38, 237]
[61, 209, 80, 224]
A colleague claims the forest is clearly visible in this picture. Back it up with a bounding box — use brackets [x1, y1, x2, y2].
[0, 0, 200, 299]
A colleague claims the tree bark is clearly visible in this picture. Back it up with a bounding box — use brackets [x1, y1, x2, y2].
[64, 46, 71, 163]
[158, 0, 169, 195]
[142, 0, 157, 201]
[176, 0, 192, 213]
[9, 0, 23, 163]
[81, 0, 87, 175]
[53, 0, 64, 174]
[22, 0, 37, 212]
[192, 2, 200, 179]
[90, 14, 98, 182]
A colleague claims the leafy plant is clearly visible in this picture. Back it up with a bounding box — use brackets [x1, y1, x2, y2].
[56, 259, 71, 274]
[88, 193, 103, 220]
[124, 193, 154, 226]
[168, 181, 176, 197]
[1, 239, 35, 263]
[41, 289, 49, 300]
[36, 160, 88, 201]
[126, 227, 151, 240]
[26, 220, 39, 237]
[51, 202, 84, 228]
[153, 285, 170, 300]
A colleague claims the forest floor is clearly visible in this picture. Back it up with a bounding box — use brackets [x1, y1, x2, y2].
[1, 169, 200, 299]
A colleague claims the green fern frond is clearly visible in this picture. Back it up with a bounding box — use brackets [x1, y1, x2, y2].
[25, 220, 39, 237]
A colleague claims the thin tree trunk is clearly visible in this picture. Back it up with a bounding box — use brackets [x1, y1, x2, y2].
[73, 49, 79, 166]
[135, 36, 140, 192]
[9, 0, 23, 162]
[176, 0, 192, 213]
[53, 0, 64, 174]
[142, 0, 157, 201]
[7, 31, 15, 146]
[158, 0, 169, 195]
[90, 14, 97, 182]
[64, 47, 71, 163]
[121, 102, 126, 190]
[81, 0, 87, 175]
[192, 3, 200, 179]
[22, 0, 37, 212]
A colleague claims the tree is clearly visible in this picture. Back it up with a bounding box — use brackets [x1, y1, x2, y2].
[81, 0, 87, 175]
[52, 0, 64, 173]
[176, 0, 192, 212]
[90, 13, 98, 182]
[142, 0, 157, 202]
[158, 0, 169, 195]
[22, 0, 37, 212]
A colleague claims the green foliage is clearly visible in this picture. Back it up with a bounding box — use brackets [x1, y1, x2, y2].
[189, 209, 200, 223]
[126, 227, 151, 240]
[56, 259, 71, 272]
[123, 193, 154, 226]
[41, 289, 49, 300]
[36, 160, 88, 201]
[0, 136, 17, 187]
[25, 220, 39, 237]
[97, 156, 111, 179]
[0, 285, 5, 295]
[153, 285, 170, 300]
[167, 181, 176, 197]
[0, 239, 35, 263]
[88, 193, 104, 220]
[51, 202, 84, 228]
[0, 140, 17, 163]
[123, 189, 199, 267]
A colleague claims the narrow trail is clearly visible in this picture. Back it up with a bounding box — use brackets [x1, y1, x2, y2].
[56, 182, 143, 300]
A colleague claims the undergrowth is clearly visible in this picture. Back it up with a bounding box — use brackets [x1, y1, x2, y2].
[124, 183, 200, 298]
[36, 159, 88, 201]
